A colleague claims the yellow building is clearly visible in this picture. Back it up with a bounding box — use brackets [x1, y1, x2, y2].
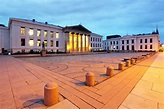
[63, 25, 91, 52]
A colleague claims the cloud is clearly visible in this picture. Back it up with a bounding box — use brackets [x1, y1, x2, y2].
[0, 0, 164, 42]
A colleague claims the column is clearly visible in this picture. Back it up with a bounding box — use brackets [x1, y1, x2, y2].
[87, 35, 90, 51]
[65, 31, 69, 52]
[80, 34, 83, 52]
[85, 34, 87, 52]
[71, 32, 74, 52]
[76, 33, 79, 52]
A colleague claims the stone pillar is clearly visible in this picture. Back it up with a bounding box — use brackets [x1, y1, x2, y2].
[131, 59, 135, 64]
[147, 54, 150, 58]
[71, 32, 74, 52]
[80, 34, 83, 52]
[44, 82, 58, 106]
[126, 60, 130, 67]
[118, 62, 124, 70]
[106, 66, 114, 77]
[88, 35, 90, 51]
[64, 31, 69, 52]
[84, 35, 87, 52]
[76, 33, 79, 52]
[86, 72, 95, 86]
[41, 50, 46, 57]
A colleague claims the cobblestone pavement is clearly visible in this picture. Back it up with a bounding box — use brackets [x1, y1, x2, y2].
[20, 52, 151, 84]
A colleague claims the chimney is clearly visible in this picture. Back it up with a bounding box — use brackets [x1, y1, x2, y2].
[32, 19, 35, 22]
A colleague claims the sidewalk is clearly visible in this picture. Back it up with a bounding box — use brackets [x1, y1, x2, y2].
[119, 52, 164, 109]
[0, 52, 163, 109]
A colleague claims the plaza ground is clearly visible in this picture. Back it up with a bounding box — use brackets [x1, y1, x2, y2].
[0, 52, 164, 109]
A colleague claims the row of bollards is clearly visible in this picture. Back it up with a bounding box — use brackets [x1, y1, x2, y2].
[43, 52, 156, 106]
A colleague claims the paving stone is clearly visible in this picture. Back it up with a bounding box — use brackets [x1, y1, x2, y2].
[47, 99, 79, 109]
[120, 94, 157, 109]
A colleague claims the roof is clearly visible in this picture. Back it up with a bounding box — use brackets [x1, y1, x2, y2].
[91, 33, 103, 37]
[8, 18, 63, 29]
[106, 35, 121, 39]
[63, 24, 91, 33]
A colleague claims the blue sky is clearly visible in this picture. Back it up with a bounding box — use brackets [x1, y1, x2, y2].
[0, 0, 164, 43]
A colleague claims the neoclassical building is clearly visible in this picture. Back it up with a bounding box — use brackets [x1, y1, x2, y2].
[103, 31, 160, 52]
[0, 18, 103, 54]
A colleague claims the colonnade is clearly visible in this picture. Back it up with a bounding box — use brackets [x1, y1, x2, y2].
[65, 32, 90, 52]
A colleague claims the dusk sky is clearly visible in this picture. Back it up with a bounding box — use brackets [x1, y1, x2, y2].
[0, 0, 164, 43]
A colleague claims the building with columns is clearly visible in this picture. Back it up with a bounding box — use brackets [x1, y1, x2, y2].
[63, 25, 91, 52]
[0, 18, 103, 54]
[103, 31, 160, 52]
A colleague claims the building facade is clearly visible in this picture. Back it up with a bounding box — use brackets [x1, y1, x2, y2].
[0, 18, 103, 54]
[0, 25, 10, 53]
[103, 33, 160, 52]
[90, 33, 103, 51]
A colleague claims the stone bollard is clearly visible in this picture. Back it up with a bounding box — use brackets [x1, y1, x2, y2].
[126, 60, 131, 67]
[44, 82, 58, 106]
[86, 72, 95, 86]
[131, 59, 135, 65]
[106, 66, 114, 77]
[41, 50, 46, 57]
[146, 54, 150, 58]
[118, 62, 124, 70]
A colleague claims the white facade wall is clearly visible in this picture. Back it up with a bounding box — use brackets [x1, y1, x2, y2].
[90, 33, 103, 51]
[103, 34, 160, 52]
[9, 19, 65, 53]
[0, 26, 10, 53]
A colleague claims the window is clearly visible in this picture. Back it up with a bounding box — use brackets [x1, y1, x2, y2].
[44, 40, 47, 47]
[127, 45, 129, 50]
[122, 40, 124, 44]
[91, 37, 92, 41]
[37, 39, 41, 46]
[145, 45, 147, 49]
[20, 27, 25, 35]
[29, 39, 34, 46]
[56, 41, 59, 47]
[50, 31, 53, 38]
[140, 45, 142, 49]
[145, 39, 147, 43]
[29, 28, 34, 36]
[150, 45, 153, 49]
[110, 41, 112, 45]
[113, 41, 115, 45]
[122, 46, 124, 50]
[44, 30, 47, 37]
[127, 40, 129, 44]
[50, 40, 53, 47]
[140, 39, 142, 43]
[150, 38, 153, 43]
[37, 29, 41, 36]
[91, 43, 92, 47]
[132, 39, 134, 44]
[56, 32, 59, 38]
[21, 39, 25, 46]
[116, 46, 118, 49]
[132, 45, 134, 50]
[116, 41, 118, 44]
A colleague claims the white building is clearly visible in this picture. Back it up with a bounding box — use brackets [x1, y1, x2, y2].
[103, 32, 160, 52]
[90, 33, 103, 51]
[0, 18, 103, 54]
[0, 25, 10, 53]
